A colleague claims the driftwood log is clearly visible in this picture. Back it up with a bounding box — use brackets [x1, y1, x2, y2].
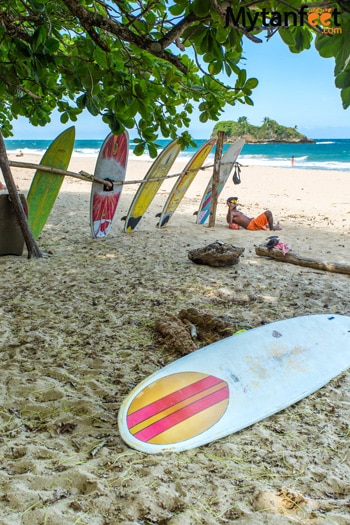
[188, 241, 245, 267]
[255, 245, 350, 275]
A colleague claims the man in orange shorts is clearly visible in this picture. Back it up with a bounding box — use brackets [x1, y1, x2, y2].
[226, 197, 281, 231]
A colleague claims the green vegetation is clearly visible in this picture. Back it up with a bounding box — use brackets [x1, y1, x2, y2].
[213, 117, 314, 143]
[0, 1, 349, 154]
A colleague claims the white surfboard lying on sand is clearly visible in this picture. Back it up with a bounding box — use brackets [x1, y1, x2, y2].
[118, 314, 350, 454]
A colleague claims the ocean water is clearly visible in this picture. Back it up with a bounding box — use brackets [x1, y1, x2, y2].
[4, 137, 350, 171]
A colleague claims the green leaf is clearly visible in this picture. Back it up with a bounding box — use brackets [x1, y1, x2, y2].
[208, 61, 222, 75]
[294, 28, 305, 52]
[60, 112, 69, 124]
[28, 0, 46, 13]
[169, 3, 186, 16]
[133, 143, 145, 156]
[238, 69, 247, 86]
[199, 31, 210, 54]
[244, 77, 259, 90]
[315, 34, 337, 58]
[209, 34, 223, 60]
[86, 96, 99, 116]
[279, 28, 296, 48]
[110, 118, 124, 135]
[147, 143, 158, 158]
[199, 111, 209, 123]
[244, 96, 254, 106]
[192, 0, 210, 18]
[76, 93, 87, 109]
[43, 38, 59, 54]
[215, 25, 228, 45]
[335, 68, 350, 89]
[340, 86, 350, 109]
[31, 25, 47, 51]
[165, 69, 182, 85]
[93, 47, 108, 68]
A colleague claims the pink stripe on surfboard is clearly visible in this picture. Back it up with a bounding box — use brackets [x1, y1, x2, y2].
[127, 375, 223, 429]
[133, 385, 229, 442]
[201, 194, 212, 210]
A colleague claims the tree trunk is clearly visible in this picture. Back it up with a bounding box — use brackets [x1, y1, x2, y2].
[255, 245, 350, 275]
[0, 133, 42, 258]
[208, 130, 224, 227]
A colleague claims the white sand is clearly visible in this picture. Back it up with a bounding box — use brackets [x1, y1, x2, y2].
[0, 152, 349, 525]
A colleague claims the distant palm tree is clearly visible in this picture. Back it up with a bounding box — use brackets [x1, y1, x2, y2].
[237, 116, 249, 133]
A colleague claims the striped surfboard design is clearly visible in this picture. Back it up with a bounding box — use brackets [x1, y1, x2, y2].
[126, 372, 229, 445]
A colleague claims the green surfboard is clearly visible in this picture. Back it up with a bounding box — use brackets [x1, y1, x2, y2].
[27, 126, 75, 239]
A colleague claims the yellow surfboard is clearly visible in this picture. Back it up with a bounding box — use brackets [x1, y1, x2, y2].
[157, 138, 216, 228]
[124, 140, 181, 232]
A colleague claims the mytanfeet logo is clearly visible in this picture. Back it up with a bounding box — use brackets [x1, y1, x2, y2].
[225, 4, 343, 34]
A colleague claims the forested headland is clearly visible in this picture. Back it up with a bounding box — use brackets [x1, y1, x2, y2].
[213, 117, 315, 143]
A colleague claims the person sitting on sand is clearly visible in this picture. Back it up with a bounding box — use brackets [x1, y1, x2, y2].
[226, 196, 281, 231]
[0, 181, 6, 190]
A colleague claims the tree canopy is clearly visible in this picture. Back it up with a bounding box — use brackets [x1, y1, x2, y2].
[1, 0, 350, 156]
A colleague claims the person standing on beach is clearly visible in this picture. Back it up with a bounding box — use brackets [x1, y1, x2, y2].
[226, 197, 281, 231]
[291, 155, 295, 167]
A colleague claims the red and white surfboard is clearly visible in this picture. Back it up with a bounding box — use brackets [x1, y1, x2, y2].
[118, 314, 350, 453]
[90, 131, 129, 238]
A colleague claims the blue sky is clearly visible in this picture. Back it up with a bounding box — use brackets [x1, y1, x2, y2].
[12, 33, 349, 140]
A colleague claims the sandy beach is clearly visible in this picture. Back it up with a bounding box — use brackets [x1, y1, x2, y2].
[1, 151, 349, 525]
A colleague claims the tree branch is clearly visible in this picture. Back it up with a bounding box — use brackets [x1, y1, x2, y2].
[0, 12, 31, 41]
[61, 0, 188, 73]
[158, 11, 199, 48]
[0, 72, 42, 100]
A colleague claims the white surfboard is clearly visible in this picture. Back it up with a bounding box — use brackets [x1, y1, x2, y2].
[196, 138, 245, 225]
[118, 314, 350, 454]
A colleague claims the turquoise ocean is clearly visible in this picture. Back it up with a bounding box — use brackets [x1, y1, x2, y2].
[4, 137, 350, 171]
